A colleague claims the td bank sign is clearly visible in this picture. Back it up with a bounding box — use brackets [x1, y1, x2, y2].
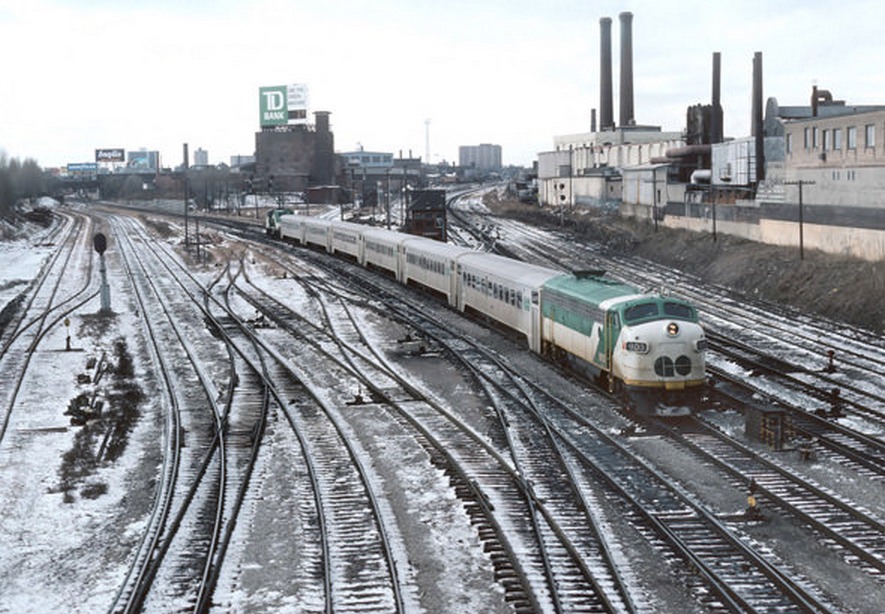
[259, 84, 308, 127]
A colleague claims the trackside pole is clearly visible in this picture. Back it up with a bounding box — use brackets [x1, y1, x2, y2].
[99, 253, 111, 313]
[94, 232, 112, 314]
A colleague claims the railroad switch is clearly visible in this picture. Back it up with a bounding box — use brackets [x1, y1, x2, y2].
[828, 388, 845, 418]
[796, 438, 816, 462]
[745, 478, 763, 520]
[814, 388, 845, 419]
[824, 349, 837, 373]
[346, 388, 368, 406]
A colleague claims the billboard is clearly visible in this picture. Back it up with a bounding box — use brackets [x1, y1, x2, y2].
[259, 83, 309, 127]
[127, 150, 160, 173]
[68, 162, 98, 174]
[95, 148, 125, 163]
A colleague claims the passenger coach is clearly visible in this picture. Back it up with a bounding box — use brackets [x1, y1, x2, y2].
[456, 252, 561, 353]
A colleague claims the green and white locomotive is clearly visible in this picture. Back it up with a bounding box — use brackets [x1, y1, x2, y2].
[540, 272, 706, 415]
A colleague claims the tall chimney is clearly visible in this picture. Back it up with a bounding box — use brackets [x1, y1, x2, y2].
[591, 108, 597, 133]
[712, 52, 723, 143]
[599, 17, 613, 130]
[752, 51, 765, 182]
[619, 11, 635, 127]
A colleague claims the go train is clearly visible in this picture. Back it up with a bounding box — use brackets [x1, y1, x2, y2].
[267, 209, 707, 416]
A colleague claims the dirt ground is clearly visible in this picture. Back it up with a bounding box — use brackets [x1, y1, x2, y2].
[482, 191, 884, 335]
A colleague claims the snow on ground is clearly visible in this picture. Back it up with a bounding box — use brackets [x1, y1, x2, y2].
[0, 233, 56, 311]
[0, 220, 161, 611]
[2, 208, 511, 613]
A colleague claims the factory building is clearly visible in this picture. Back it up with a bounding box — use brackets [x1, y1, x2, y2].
[537, 12, 682, 210]
[538, 11, 884, 260]
[254, 107, 337, 193]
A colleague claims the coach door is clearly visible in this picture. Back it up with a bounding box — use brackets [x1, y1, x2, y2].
[529, 289, 541, 353]
[603, 309, 620, 371]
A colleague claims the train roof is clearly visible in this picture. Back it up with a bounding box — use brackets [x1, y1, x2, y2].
[279, 213, 305, 225]
[542, 273, 641, 306]
[360, 227, 416, 243]
[403, 237, 475, 259]
[457, 251, 563, 285]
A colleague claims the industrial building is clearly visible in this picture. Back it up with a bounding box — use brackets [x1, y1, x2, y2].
[537, 11, 884, 261]
[254, 110, 336, 193]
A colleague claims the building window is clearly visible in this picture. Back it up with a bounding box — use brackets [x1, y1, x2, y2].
[813, 127, 820, 149]
[786, 133, 792, 154]
[833, 128, 842, 151]
[822, 129, 830, 151]
[847, 126, 857, 150]
[804, 127, 810, 149]
[865, 124, 876, 149]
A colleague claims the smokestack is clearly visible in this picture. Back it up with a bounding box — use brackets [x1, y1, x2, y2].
[619, 11, 635, 127]
[712, 52, 723, 143]
[599, 17, 613, 130]
[591, 108, 597, 133]
[752, 51, 765, 182]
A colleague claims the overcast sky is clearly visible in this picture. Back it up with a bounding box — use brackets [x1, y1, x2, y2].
[2, 0, 884, 169]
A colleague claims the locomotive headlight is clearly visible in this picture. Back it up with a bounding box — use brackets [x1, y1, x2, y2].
[624, 341, 649, 353]
[666, 322, 680, 336]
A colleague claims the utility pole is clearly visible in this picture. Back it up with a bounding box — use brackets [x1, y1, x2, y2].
[785, 180, 815, 260]
[711, 184, 717, 242]
[183, 143, 189, 249]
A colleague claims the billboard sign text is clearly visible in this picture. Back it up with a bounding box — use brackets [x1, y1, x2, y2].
[259, 83, 309, 127]
[95, 148, 125, 163]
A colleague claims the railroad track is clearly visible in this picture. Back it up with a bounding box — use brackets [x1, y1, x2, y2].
[0, 211, 100, 444]
[226, 268, 408, 612]
[652, 417, 885, 576]
[234, 252, 621, 611]
[707, 360, 885, 479]
[107, 216, 218, 612]
[277, 242, 839, 611]
[135, 203, 882, 609]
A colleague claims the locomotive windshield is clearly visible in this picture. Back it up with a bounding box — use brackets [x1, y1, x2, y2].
[663, 301, 695, 320]
[623, 302, 659, 322]
[623, 299, 697, 324]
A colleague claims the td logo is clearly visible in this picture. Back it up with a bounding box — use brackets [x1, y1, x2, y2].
[259, 86, 288, 126]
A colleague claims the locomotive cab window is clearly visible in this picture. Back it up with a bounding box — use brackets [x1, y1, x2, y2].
[662, 301, 695, 320]
[624, 302, 659, 323]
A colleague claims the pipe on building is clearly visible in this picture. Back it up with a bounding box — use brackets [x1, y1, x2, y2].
[599, 17, 614, 130]
[619, 11, 635, 127]
[811, 85, 834, 117]
[690, 169, 712, 184]
[665, 144, 712, 158]
[712, 52, 723, 143]
[752, 52, 765, 182]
